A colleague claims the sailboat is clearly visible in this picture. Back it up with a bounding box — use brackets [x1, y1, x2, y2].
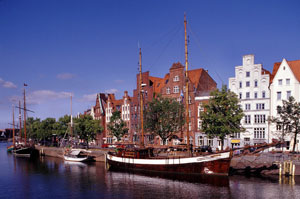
[106, 15, 232, 175]
[13, 84, 36, 158]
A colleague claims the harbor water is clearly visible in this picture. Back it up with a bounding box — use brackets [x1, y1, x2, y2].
[1, 143, 300, 199]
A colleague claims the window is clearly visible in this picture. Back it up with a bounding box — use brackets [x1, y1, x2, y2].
[198, 119, 202, 130]
[232, 132, 240, 138]
[254, 80, 258, 87]
[245, 104, 251, 110]
[198, 104, 204, 116]
[276, 124, 282, 131]
[254, 92, 258, 99]
[286, 78, 290, 85]
[166, 87, 170, 94]
[262, 91, 266, 98]
[256, 103, 265, 110]
[246, 71, 250, 77]
[188, 96, 192, 104]
[278, 79, 282, 85]
[254, 115, 266, 123]
[198, 136, 204, 146]
[246, 92, 250, 99]
[239, 93, 242, 99]
[244, 137, 250, 142]
[287, 91, 291, 99]
[173, 86, 179, 93]
[189, 122, 192, 131]
[239, 81, 242, 88]
[246, 81, 250, 87]
[277, 92, 281, 100]
[188, 109, 191, 117]
[254, 128, 265, 139]
[173, 75, 179, 82]
[245, 115, 251, 124]
[208, 139, 213, 147]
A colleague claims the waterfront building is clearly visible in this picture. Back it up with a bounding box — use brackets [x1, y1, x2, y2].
[229, 55, 271, 148]
[130, 62, 216, 147]
[269, 59, 300, 151]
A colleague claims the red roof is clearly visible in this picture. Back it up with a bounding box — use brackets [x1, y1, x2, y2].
[271, 59, 300, 83]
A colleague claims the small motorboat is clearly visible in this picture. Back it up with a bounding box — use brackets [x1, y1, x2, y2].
[64, 149, 93, 162]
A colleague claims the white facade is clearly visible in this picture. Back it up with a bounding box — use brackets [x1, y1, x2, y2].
[269, 59, 300, 151]
[229, 55, 270, 147]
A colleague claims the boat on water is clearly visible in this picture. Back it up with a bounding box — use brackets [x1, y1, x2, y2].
[106, 15, 233, 176]
[13, 146, 35, 157]
[106, 147, 232, 175]
[64, 149, 94, 162]
[7, 144, 14, 152]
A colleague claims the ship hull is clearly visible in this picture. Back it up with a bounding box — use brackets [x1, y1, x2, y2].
[106, 152, 231, 175]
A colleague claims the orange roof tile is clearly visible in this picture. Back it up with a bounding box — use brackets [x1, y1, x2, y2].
[170, 62, 184, 70]
[271, 59, 300, 83]
[188, 68, 204, 86]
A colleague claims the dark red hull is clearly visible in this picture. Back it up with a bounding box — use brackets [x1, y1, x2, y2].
[107, 156, 231, 176]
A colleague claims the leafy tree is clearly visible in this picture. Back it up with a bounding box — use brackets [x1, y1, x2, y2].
[200, 85, 244, 150]
[74, 115, 103, 148]
[56, 115, 71, 137]
[270, 96, 300, 152]
[107, 111, 128, 142]
[144, 95, 185, 145]
[27, 117, 42, 140]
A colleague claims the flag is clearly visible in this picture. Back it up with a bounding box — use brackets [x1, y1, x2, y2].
[24, 83, 28, 86]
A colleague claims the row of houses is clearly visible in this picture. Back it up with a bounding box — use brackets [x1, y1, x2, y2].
[84, 55, 300, 151]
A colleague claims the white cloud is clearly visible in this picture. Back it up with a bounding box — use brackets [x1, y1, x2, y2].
[114, 79, 124, 83]
[56, 73, 76, 80]
[80, 93, 97, 102]
[105, 88, 118, 94]
[0, 78, 17, 88]
[26, 90, 72, 105]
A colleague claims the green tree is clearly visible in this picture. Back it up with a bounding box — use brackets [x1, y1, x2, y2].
[144, 95, 185, 145]
[270, 96, 300, 152]
[107, 111, 128, 142]
[74, 115, 103, 148]
[56, 115, 71, 137]
[200, 85, 244, 150]
[27, 117, 42, 140]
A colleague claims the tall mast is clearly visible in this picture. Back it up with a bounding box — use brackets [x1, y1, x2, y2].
[70, 94, 73, 136]
[19, 100, 22, 142]
[139, 48, 144, 147]
[23, 85, 27, 146]
[184, 14, 190, 153]
[12, 105, 15, 147]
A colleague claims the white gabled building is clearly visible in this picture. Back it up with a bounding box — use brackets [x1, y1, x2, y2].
[229, 55, 271, 148]
[269, 59, 300, 151]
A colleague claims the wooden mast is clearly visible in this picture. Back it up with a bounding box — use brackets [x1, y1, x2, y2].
[139, 48, 144, 147]
[184, 14, 190, 153]
[12, 105, 15, 147]
[23, 85, 27, 146]
[70, 94, 73, 136]
[19, 100, 22, 143]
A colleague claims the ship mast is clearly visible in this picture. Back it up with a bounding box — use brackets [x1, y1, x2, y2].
[184, 14, 190, 153]
[23, 84, 27, 146]
[70, 94, 73, 136]
[19, 100, 22, 143]
[12, 105, 15, 147]
[139, 48, 144, 147]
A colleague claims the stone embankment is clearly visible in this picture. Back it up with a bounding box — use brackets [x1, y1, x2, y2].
[35, 145, 111, 162]
[231, 152, 300, 175]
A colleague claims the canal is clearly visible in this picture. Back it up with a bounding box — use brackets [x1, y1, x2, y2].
[1, 142, 300, 199]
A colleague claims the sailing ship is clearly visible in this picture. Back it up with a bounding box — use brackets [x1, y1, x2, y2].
[7, 106, 16, 152]
[13, 84, 37, 158]
[106, 15, 233, 175]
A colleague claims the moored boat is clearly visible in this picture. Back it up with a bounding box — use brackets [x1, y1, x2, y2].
[106, 148, 232, 175]
[7, 145, 14, 152]
[64, 149, 94, 162]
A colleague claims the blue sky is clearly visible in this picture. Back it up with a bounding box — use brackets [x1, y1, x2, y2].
[1, 0, 300, 128]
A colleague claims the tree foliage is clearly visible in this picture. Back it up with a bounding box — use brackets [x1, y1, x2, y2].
[74, 115, 103, 148]
[107, 111, 128, 141]
[270, 96, 300, 152]
[144, 95, 185, 145]
[200, 85, 244, 150]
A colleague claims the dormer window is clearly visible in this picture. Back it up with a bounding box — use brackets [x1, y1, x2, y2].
[173, 75, 179, 82]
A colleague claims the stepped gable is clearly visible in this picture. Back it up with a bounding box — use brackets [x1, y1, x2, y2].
[170, 62, 184, 70]
[271, 59, 300, 83]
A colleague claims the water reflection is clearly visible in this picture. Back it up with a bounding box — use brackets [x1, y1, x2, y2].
[2, 143, 300, 199]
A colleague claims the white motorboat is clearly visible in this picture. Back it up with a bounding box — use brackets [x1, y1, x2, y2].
[64, 149, 93, 162]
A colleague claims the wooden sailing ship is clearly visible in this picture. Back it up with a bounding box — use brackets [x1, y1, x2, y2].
[106, 15, 232, 175]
